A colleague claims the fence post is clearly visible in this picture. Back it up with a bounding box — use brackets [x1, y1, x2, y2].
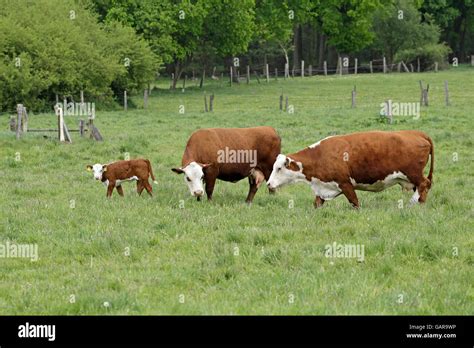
[210, 93, 214, 112]
[79, 120, 85, 137]
[143, 89, 148, 109]
[301, 60, 304, 78]
[21, 106, 28, 133]
[16, 104, 23, 140]
[204, 93, 208, 112]
[324, 61, 327, 76]
[435, 62, 438, 72]
[338, 57, 342, 76]
[471, 55, 474, 66]
[200, 69, 205, 88]
[383, 57, 387, 73]
[266, 64, 269, 83]
[246, 65, 250, 84]
[274, 68, 278, 81]
[230, 66, 233, 87]
[285, 96, 289, 112]
[417, 58, 420, 73]
[182, 74, 186, 90]
[351, 86, 356, 108]
[284, 63, 289, 79]
[354, 58, 358, 75]
[124, 90, 127, 111]
[279, 94, 283, 111]
[397, 62, 401, 73]
[308, 65, 312, 77]
[170, 73, 174, 89]
[369, 61, 373, 73]
[444, 80, 450, 106]
[410, 64, 414, 72]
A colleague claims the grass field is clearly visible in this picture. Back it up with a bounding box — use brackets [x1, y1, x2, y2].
[0, 67, 473, 315]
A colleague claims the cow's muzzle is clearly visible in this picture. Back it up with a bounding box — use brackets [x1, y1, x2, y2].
[193, 190, 204, 197]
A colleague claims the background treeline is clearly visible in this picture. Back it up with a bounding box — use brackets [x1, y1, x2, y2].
[1, 0, 472, 112]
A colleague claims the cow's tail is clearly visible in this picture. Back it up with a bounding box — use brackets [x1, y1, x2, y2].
[425, 135, 434, 188]
[146, 159, 158, 184]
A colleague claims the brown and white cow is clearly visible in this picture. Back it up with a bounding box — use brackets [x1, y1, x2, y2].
[267, 130, 434, 208]
[172, 126, 281, 203]
[87, 159, 157, 198]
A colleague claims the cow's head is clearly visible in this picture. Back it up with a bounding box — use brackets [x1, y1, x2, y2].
[172, 161, 211, 198]
[87, 163, 107, 181]
[267, 154, 306, 190]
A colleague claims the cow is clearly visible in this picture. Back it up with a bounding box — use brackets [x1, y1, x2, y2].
[172, 126, 281, 203]
[86, 159, 158, 198]
[267, 130, 434, 208]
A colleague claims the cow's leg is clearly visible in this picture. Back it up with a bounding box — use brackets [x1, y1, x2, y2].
[339, 183, 360, 208]
[107, 181, 116, 198]
[136, 181, 145, 196]
[116, 185, 124, 197]
[245, 177, 258, 204]
[314, 196, 325, 208]
[143, 180, 153, 197]
[205, 175, 217, 201]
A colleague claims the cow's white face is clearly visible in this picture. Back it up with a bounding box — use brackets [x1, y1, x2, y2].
[267, 154, 306, 190]
[87, 163, 107, 180]
[172, 161, 209, 197]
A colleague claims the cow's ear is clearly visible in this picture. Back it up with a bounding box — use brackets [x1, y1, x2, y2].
[86, 165, 93, 172]
[284, 157, 290, 168]
[172, 167, 184, 174]
[102, 165, 107, 172]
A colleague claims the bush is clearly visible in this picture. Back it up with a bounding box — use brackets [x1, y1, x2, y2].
[395, 43, 452, 70]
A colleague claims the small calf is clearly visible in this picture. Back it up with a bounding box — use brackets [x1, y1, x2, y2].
[87, 159, 157, 198]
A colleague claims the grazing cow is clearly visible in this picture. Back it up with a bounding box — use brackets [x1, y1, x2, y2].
[87, 159, 157, 198]
[267, 130, 434, 208]
[172, 126, 281, 203]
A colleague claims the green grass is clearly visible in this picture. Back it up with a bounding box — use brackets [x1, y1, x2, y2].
[0, 67, 473, 315]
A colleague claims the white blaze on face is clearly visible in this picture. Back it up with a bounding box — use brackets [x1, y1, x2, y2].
[91, 163, 105, 180]
[267, 154, 306, 189]
[181, 162, 205, 197]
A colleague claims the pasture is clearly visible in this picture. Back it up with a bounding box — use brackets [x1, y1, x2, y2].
[0, 68, 472, 315]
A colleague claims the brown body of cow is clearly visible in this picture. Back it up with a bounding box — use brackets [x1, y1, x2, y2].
[172, 126, 281, 202]
[267, 130, 434, 208]
[87, 159, 157, 198]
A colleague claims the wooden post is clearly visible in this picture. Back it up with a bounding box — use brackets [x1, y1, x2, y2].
[209, 94, 214, 112]
[301, 60, 304, 78]
[369, 61, 373, 73]
[274, 68, 278, 81]
[471, 55, 474, 66]
[56, 105, 65, 142]
[55, 94, 59, 105]
[21, 106, 28, 133]
[182, 74, 186, 90]
[417, 58, 420, 72]
[170, 73, 174, 89]
[354, 58, 358, 75]
[444, 80, 449, 106]
[401, 61, 410, 73]
[204, 93, 208, 112]
[16, 104, 22, 140]
[124, 90, 127, 111]
[383, 57, 387, 73]
[419, 81, 429, 106]
[279, 94, 283, 111]
[308, 65, 312, 77]
[246, 65, 250, 84]
[397, 62, 401, 73]
[285, 63, 289, 79]
[351, 86, 356, 108]
[435, 62, 438, 72]
[410, 64, 414, 72]
[80, 90, 84, 106]
[200, 69, 205, 88]
[230, 66, 233, 87]
[338, 57, 342, 76]
[292, 66, 295, 78]
[79, 120, 85, 137]
[254, 71, 261, 84]
[285, 96, 289, 112]
[266, 64, 269, 83]
[143, 89, 148, 109]
[324, 61, 327, 76]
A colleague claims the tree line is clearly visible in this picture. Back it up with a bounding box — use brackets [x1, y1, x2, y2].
[0, 0, 472, 112]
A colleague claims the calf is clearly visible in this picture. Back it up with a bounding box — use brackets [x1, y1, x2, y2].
[87, 159, 157, 198]
[172, 126, 281, 203]
[267, 130, 434, 208]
